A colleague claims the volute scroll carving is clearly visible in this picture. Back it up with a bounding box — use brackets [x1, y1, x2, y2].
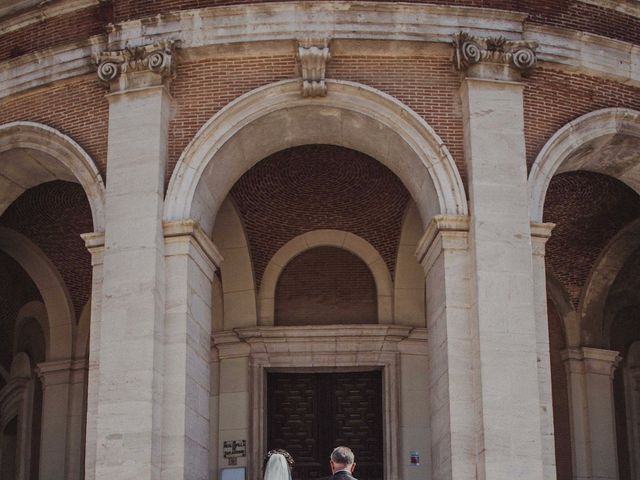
[453, 32, 538, 77]
[94, 40, 178, 88]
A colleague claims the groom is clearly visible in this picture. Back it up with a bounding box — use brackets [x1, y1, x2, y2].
[326, 446, 357, 480]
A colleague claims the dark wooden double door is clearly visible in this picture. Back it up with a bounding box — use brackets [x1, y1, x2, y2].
[267, 371, 383, 480]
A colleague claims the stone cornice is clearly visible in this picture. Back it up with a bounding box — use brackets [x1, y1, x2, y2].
[105, 3, 526, 49]
[1, 4, 640, 99]
[0, 0, 99, 34]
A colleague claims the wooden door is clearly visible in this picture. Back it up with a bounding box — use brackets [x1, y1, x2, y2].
[267, 371, 383, 480]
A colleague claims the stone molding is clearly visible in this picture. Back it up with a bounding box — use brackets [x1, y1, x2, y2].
[94, 40, 178, 91]
[2, 5, 640, 99]
[297, 38, 330, 97]
[530, 222, 555, 256]
[415, 214, 470, 274]
[36, 359, 76, 390]
[81, 231, 105, 266]
[562, 347, 621, 378]
[213, 324, 417, 362]
[453, 31, 538, 78]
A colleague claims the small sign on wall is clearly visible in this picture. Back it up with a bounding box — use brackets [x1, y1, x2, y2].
[410, 451, 420, 466]
[223, 440, 247, 459]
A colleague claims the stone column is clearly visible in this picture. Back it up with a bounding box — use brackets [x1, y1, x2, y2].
[36, 360, 73, 480]
[416, 215, 474, 480]
[163, 220, 221, 480]
[562, 347, 621, 480]
[455, 33, 546, 480]
[531, 223, 558, 480]
[91, 41, 175, 480]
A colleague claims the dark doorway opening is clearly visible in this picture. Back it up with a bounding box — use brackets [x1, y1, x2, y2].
[267, 371, 383, 480]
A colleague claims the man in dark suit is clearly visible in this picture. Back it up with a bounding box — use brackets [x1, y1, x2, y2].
[327, 446, 358, 480]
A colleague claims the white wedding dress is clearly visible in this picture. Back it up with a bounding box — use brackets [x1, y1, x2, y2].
[263, 453, 292, 480]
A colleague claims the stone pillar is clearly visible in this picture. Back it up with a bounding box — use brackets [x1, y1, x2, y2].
[531, 223, 558, 480]
[455, 33, 546, 480]
[91, 41, 175, 480]
[81, 232, 104, 480]
[416, 215, 474, 480]
[562, 347, 621, 480]
[398, 329, 429, 480]
[66, 360, 88, 480]
[163, 220, 221, 480]
[37, 359, 88, 480]
[36, 360, 72, 480]
[212, 332, 251, 476]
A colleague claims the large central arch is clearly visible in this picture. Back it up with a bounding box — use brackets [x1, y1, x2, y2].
[164, 79, 467, 232]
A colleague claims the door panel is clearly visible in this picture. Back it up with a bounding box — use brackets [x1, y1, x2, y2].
[267, 371, 383, 480]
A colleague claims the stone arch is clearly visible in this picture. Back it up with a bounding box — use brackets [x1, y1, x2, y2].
[211, 197, 257, 330]
[529, 108, 640, 222]
[13, 301, 47, 359]
[165, 79, 467, 234]
[258, 230, 393, 325]
[578, 218, 640, 347]
[0, 227, 74, 361]
[74, 301, 91, 360]
[393, 201, 425, 327]
[0, 121, 105, 231]
[547, 272, 580, 348]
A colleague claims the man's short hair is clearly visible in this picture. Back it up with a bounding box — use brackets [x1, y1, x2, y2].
[331, 446, 355, 466]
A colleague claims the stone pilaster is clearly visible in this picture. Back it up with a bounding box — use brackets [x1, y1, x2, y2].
[162, 220, 221, 480]
[91, 42, 174, 480]
[80, 231, 104, 480]
[531, 222, 558, 480]
[36, 360, 73, 480]
[562, 348, 621, 480]
[416, 215, 474, 480]
[456, 31, 545, 480]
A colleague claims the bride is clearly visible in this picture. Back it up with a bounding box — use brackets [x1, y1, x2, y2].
[263, 449, 295, 480]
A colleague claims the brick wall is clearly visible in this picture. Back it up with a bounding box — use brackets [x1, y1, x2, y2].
[547, 301, 572, 480]
[0, 75, 109, 178]
[0, 181, 94, 321]
[167, 55, 297, 181]
[0, 250, 41, 371]
[275, 246, 378, 326]
[544, 171, 640, 308]
[230, 145, 410, 288]
[0, 4, 109, 62]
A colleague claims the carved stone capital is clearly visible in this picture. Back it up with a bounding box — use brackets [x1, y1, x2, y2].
[94, 40, 178, 91]
[453, 32, 538, 80]
[297, 38, 331, 97]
